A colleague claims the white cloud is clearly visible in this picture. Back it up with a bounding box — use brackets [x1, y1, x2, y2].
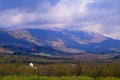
[80, 23, 102, 33]
[103, 26, 120, 40]
[45, 0, 95, 23]
[0, 0, 120, 40]
[10, 13, 24, 24]
[0, 0, 95, 27]
[0, 9, 37, 26]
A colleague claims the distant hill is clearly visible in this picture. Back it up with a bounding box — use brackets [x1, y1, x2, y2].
[0, 29, 120, 55]
[109, 55, 120, 60]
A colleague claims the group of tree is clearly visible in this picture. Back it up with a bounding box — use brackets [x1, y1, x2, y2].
[0, 60, 120, 78]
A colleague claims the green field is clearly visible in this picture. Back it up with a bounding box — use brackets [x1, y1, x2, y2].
[0, 76, 120, 80]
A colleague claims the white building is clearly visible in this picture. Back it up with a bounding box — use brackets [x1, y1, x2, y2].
[29, 63, 34, 68]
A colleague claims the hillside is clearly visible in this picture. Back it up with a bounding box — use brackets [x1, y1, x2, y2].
[0, 29, 120, 55]
[9, 29, 120, 53]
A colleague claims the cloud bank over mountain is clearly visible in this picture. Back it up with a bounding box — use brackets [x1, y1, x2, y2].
[0, 0, 120, 39]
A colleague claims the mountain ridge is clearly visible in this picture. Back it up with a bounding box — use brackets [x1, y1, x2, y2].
[0, 29, 119, 54]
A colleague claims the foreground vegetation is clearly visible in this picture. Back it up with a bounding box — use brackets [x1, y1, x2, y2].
[0, 53, 120, 80]
[0, 76, 120, 80]
[0, 60, 120, 79]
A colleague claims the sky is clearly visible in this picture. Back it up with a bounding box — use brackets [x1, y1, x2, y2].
[0, 0, 120, 40]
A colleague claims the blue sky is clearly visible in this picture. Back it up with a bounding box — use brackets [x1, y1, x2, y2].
[0, 0, 120, 40]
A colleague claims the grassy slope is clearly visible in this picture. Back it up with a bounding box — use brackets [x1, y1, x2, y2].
[0, 76, 120, 80]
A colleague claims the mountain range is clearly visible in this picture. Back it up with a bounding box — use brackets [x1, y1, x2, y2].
[0, 29, 120, 56]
